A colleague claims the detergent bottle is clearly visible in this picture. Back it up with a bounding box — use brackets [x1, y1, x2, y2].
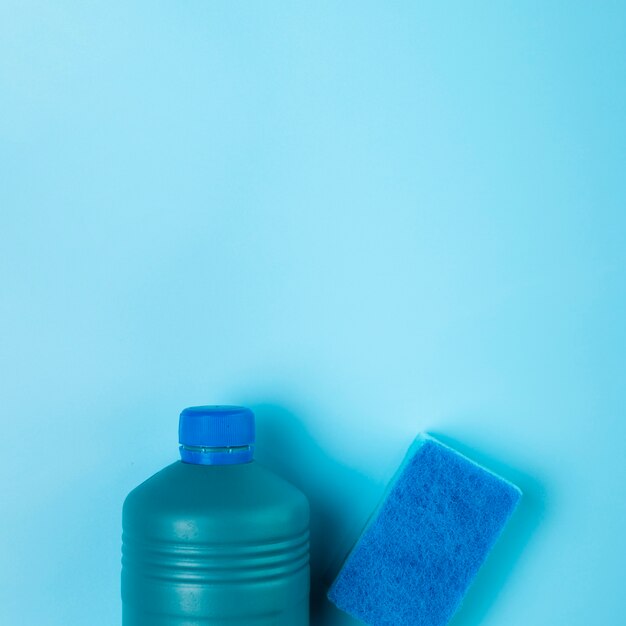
[122, 405, 310, 625]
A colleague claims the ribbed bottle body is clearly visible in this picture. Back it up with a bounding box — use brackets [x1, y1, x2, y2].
[122, 461, 310, 625]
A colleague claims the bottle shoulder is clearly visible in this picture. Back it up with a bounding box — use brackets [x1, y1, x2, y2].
[123, 460, 309, 539]
[126, 460, 306, 501]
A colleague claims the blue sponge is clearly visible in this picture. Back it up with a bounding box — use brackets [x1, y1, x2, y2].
[327, 435, 521, 626]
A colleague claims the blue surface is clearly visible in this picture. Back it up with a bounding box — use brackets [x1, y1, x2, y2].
[328, 436, 521, 625]
[0, 2, 625, 626]
[178, 405, 255, 464]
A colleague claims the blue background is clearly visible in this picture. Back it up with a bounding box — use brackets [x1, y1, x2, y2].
[1, 2, 624, 625]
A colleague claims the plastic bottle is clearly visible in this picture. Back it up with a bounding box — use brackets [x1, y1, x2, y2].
[121, 405, 310, 625]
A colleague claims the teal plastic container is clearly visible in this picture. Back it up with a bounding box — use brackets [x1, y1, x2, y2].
[121, 406, 310, 625]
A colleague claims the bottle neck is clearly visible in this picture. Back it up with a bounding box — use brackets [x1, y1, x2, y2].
[179, 443, 254, 465]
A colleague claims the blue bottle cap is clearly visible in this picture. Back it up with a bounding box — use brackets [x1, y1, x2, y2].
[178, 405, 255, 465]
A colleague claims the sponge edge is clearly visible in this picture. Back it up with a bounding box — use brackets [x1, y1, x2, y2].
[327, 434, 522, 626]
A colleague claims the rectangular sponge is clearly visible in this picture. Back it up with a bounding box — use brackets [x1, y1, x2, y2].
[328, 434, 522, 626]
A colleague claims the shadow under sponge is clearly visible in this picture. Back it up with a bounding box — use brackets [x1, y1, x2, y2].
[327, 435, 522, 626]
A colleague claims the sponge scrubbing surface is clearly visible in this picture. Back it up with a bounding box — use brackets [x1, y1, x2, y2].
[327, 435, 522, 626]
